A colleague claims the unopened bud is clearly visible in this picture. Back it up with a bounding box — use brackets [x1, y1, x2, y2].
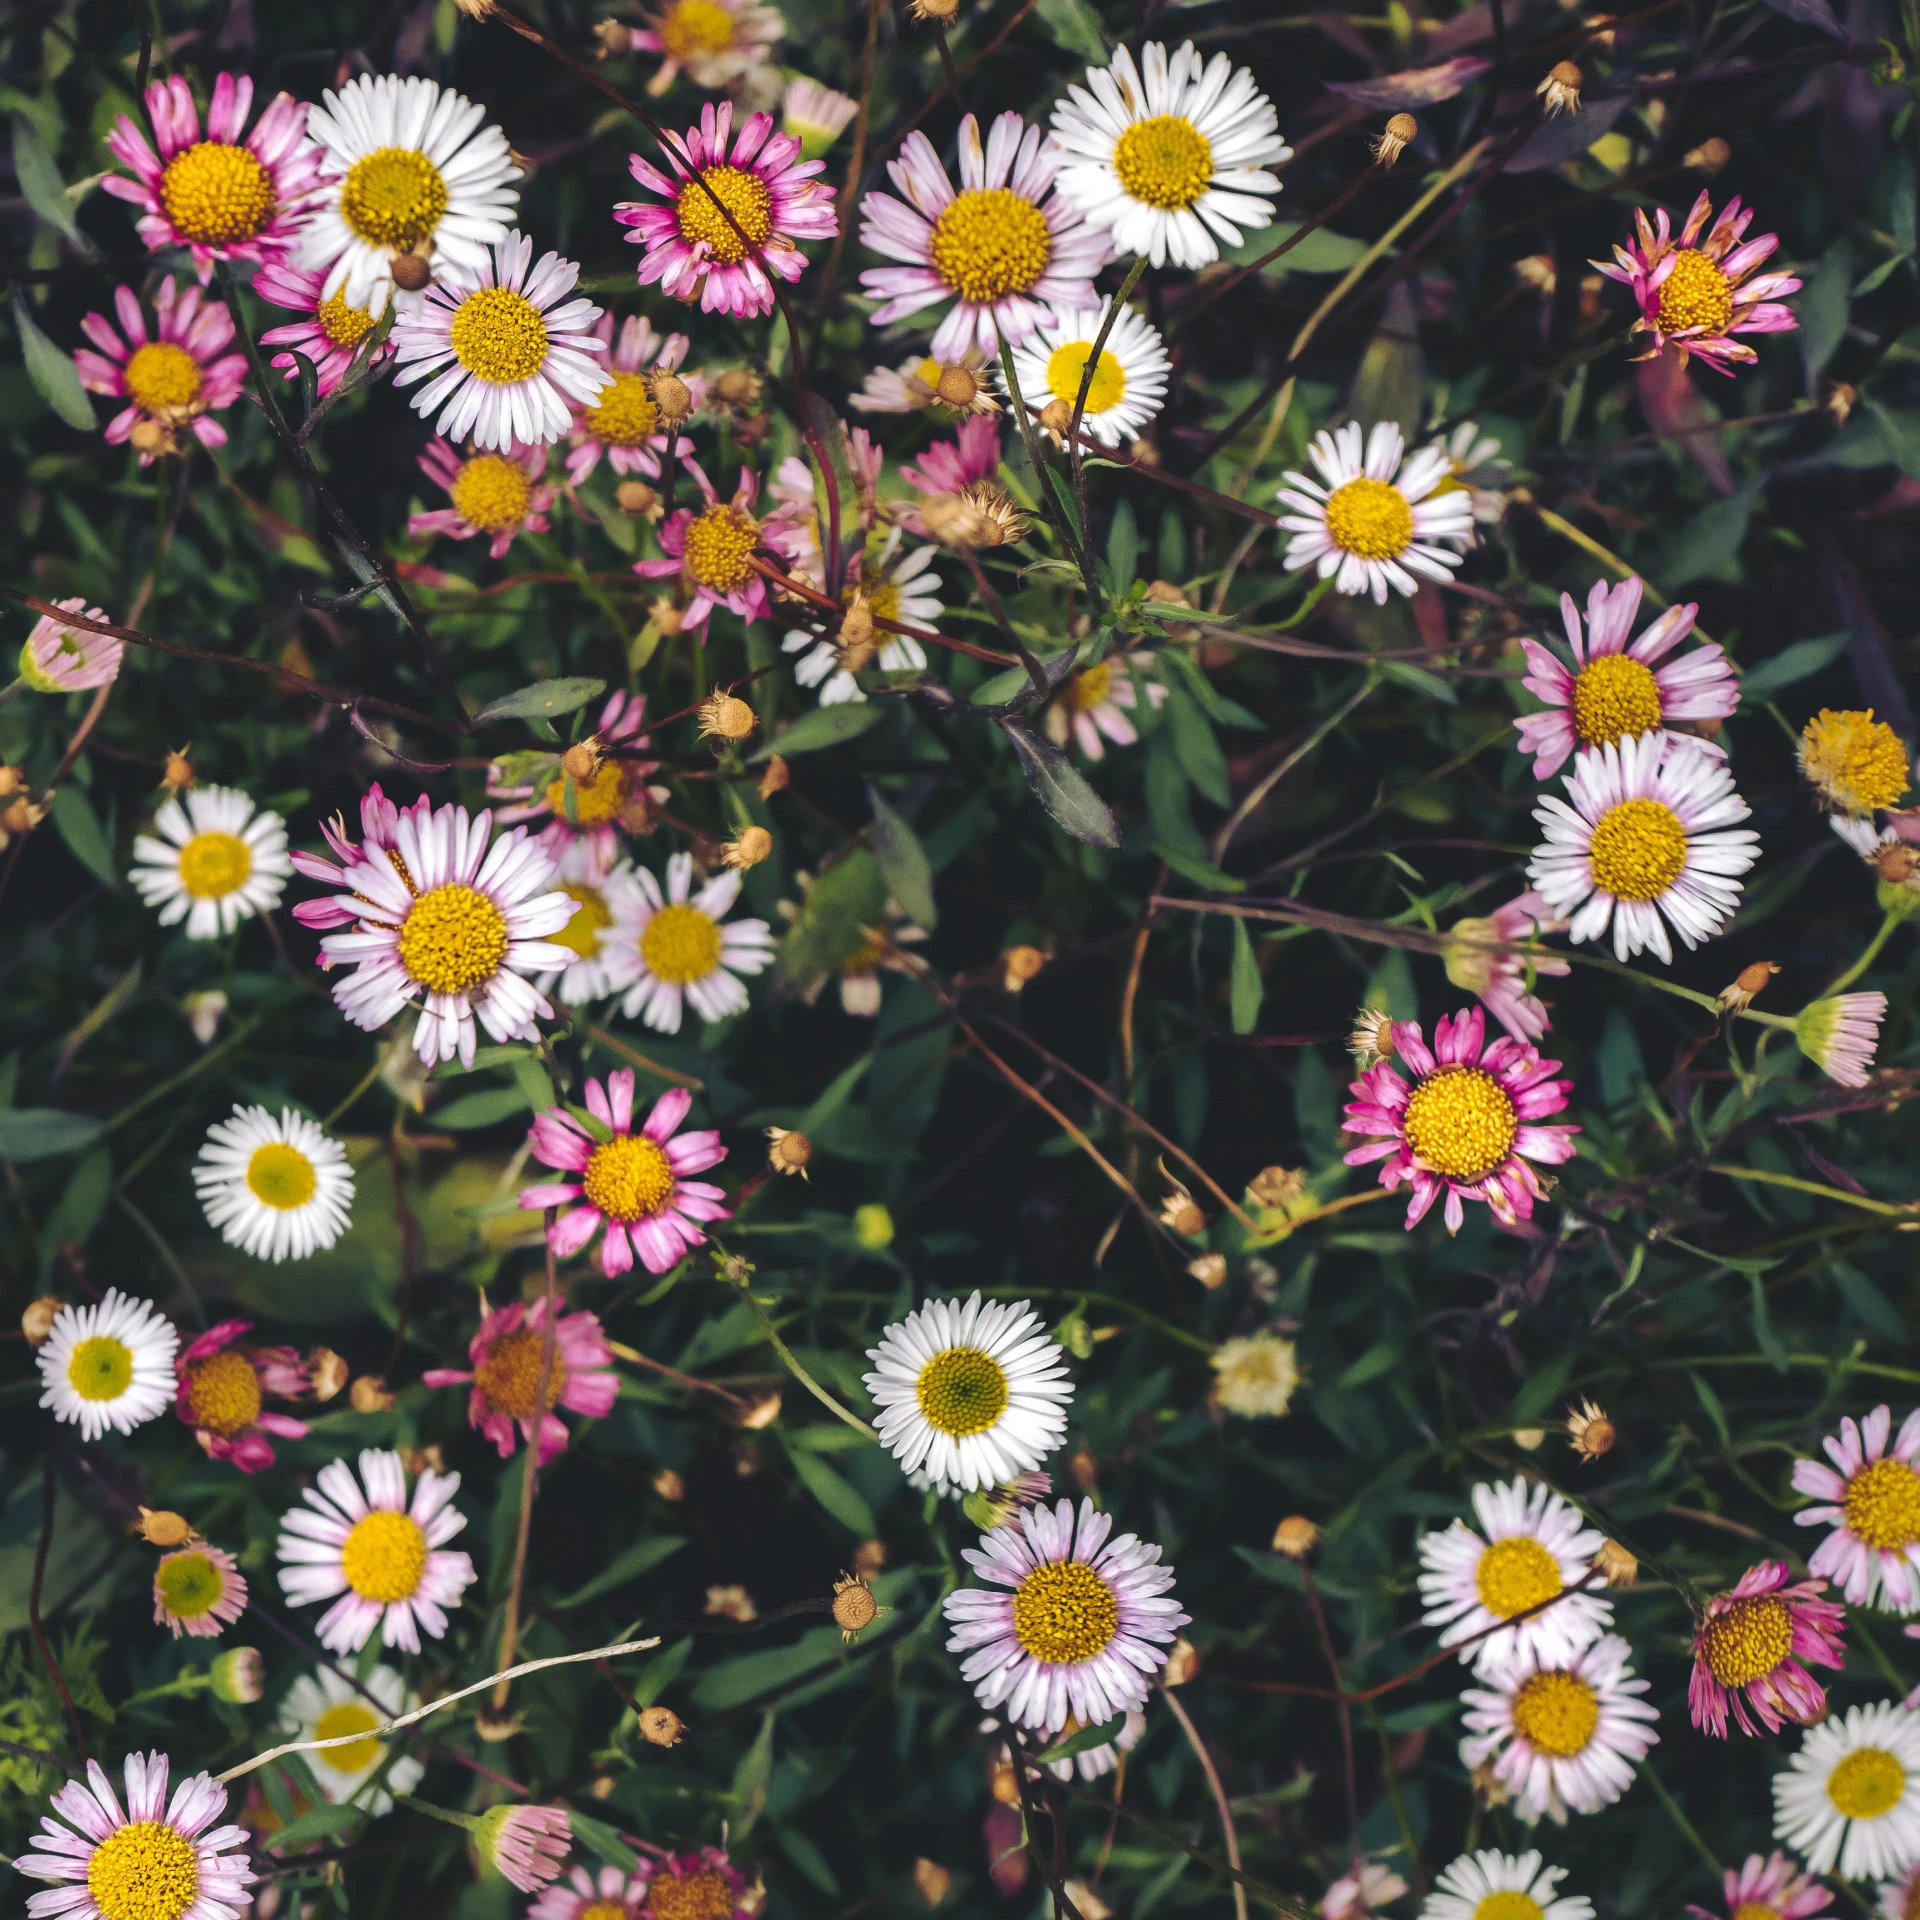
[0, 796, 43, 840]
[757, 754, 790, 799]
[1271, 1514, 1321, 1559]
[0, 765, 25, 797]
[913, 1859, 954, 1907]
[210, 1646, 265, 1704]
[837, 591, 877, 673]
[854, 1538, 887, 1576]
[349, 1374, 395, 1413]
[129, 419, 171, 455]
[698, 693, 756, 742]
[1001, 944, 1046, 991]
[1187, 1253, 1227, 1290]
[988, 1750, 1022, 1804]
[712, 367, 760, 407]
[561, 737, 605, 783]
[138, 1507, 194, 1547]
[22, 1295, 61, 1345]
[639, 1705, 685, 1747]
[651, 597, 685, 637]
[390, 251, 433, 292]
[1685, 136, 1731, 174]
[1513, 1427, 1545, 1451]
[1826, 380, 1858, 425]
[594, 19, 640, 56]
[161, 746, 194, 793]
[615, 480, 660, 517]
[766, 1126, 812, 1176]
[1593, 1539, 1638, 1588]
[308, 1347, 348, 1401]
[1161, 1636, 1200, 1687]
[722, 826, 773, 870]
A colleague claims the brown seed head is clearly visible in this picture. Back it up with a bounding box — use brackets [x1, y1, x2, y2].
[1825, 381, 1858, 426]
[639, 1705, 685, 1747]
[1537, 60, 1584, 112]
[1158, 1178, 1206, 1240]
[307, 1347, 348, 1401]
[652, 1467, 686, 1501]
[1685, 136, 1732, 174]
[615, 479, 660, 518]
[1271, 1514, 1322, 1560]
[766, 1126, 813, 1176]
[987, 1749, 1022, 1805]
[138, 1507, 195, 1548]
[594, 19, 639, 56]
[739, 1391, 783, 1431]
[1349, 1004, 1396, 1070]
[1161, 1636, 1200, 1687]
[933, 363, 980, 409]
[1001, 944, 1047, 991]
[831, 1571, 882, 1639]
[705, 1583, 758, 1622]
[854, 1538, 887, 1577]
[1187, 1252, 1228, 1290]
[921, 482, 1027, 549]
[1038, 397, 1075, 447]
[1143, 580, 1191, 608]
[162, 746, 195, 793]
[452, 0, 498, 19]
[648, 370, 693, 426]
[396, 1445, 445, 1477]
[1372, 112, 1418, 166]
[757, 753, 791, 799]
[561, 737, 605, 784]
[1593, 1538, 1639, 1588]
[722, 826, 774, 871]
[712, 367, 761, 408]
[1715, 959, 1779, 1014]
[699, 692, 757, 742]
[913, 1859, 954, 1907]
[651, 597, 686, 637]
[350, 1374, 396, 1413]
[1566, 1398, 1616, 1461]
[0, 765, 25, 798]
[22, 1295, 62, 1345]
[837, 590, 878, 673]
[1875, 841, 1920, 886]
[390, 251, 433, 292]
[0, 796, 46, 841]
[1067, 1446, 1099, 1491]
[1247, 1165, 1308, 1211]
[129, 419, 174, 457]
[473, 1704, 524, 1743]
[908, 0, 962, 21]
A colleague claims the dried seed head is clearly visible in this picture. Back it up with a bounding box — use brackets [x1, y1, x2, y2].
[1825, 381, 1858, 425]
[652, 1467, 686, 1501]
[1593, 1538, 1639, 1588]
[757, 753, 790, 798]
[1513, 1427, 1545, 1451]
[649, 371, 693, 426]
[22, 1295, 61, 1345]
[1470, 1758, 1512, 1807]
[1716, 959, 1779, 1014]
[651, 597, 686, 637]
[639, 1705, 685, 1747]
[723, 826, 774, 870]
[129, 419, 174, 457]
[390, 251, 433, 292]
[1188, 1252, 1228, 1290]
[913, 1859, 954, 1907]
[705, 1583, 757, 1622]
[831, 1571, 882, 1640]
[699, 692, 757, 742]
[350, 1374, 396, 1413]
[739, 1391, 783, 1431]
[837, 591, 878, 673]
[594, 20, 640, 56]
[1349, 1005, 1396, 1070]
[766, 1126, 813, 1176]
[854, 1538, 887, 1576]
[1001, 944, 1047, 991]
[138, 1507, 195, 1547]
[561, 737, 605, 783]
[1161, 1636, 1200, 1687]
[1372, 112, 1418, 166]
[1144, 579, 1191, 608]
[921, 482, 1027, 549]
[934, 363, 980, 409]
[396, 1445, 444, 1477]
[615, 479, 660, 518]
[1271, 1514, 1322, 1559]
[162, 746, 195, 793]
[1537, 60, 1584, 113]
[1038, 397, 1075, 447]
[909, 0, 961, 21]
[307, 1346, 348, 1401]
[1685, 136, 1732, 174]
[1158, 1176, 1206, 1240]
[1247, 1165, 1308, 1211]
[711, 367, 761, 408]
[0, 765, 24, 798]
[1566, 1398, 1616, 1460]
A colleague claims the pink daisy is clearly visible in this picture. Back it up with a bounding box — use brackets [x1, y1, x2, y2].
[1794, 1406, 1920, 1610]
[422, 1294, 619, 1463]
[619, 0, 785, 96]
[564, 312, 699, 485]
[1342, 1005, 1579, 1234]
[633, 457, 769, 629]
[520, 1071, 729, 1278]
[103, 72, 321, 281]
[1688, 1853, 1834, 1920]
[1442, 889, 1571, 1045]
[255, 260, 393, 397]
[1045, 659, 1166, 761]
[859, 111, 1109, 359]
[73, 277, 246, 464]
[614, 100, 838, 319]
[479, 1805, 572, 1894]
[409, 439, 555, 559]
[1881, 1860, 1920, 1920]
[894, 413, 1002, 538]
[1517, 576, 1739, 780]
[153, 1539, 249, 1639]
[488, 689, 663, 858]
[530, 1861, 648, 1920]
[19, 596, 121, 693]
[625, 1848, 756, 1919]
[1688, 1561, 1846, 1738]
[175, 1317, 313, 1473]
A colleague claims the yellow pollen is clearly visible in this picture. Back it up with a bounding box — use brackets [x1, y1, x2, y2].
[1474, 1897, 1546, 1920]
[915, 1346, 1010, 1437]
[1324, 476, 1415, 561]
[1587, 797, 1688, 902]
[313, 1701, 384, 1776]
[339, 1508, 429, 1604]
[158, 141, 276, 248]
[676, 165, 774, 265]
[1842, 1455, 1920, 1551]
[449, 453, 535, 536]
[1068, 663, 1113, 713]
[123, 341, 204, 418]
[1571, 654, 1664, 748]
[583, 1906, 633, 1920]
[474, 1324, 571, 1420]
[68, 1334, 134, 1402]
[245, 1141, 318, 1213]
[544, 761, 630, 828]
[1011, 1559, 1120, 1666]
[1401, 1066, 1519, 1184]
[85, 1819, 200, 1920]
[154, 1549, 226, 1620]
[927, 188, 1054, 304]
[397, 883, 510, 995]
[318, 290, 376, 349]
[842, 938, 887, 975]
[339, 146, 450, 253]
[645, 1871, 736, 1920]
[681, 503, 760, 592]
[659, 0, 739, 59]
[185, 1349, 263, 1436]
[582, 1133, 677, 1224]
[1698, 1594, 1794, 1688]
[1509, 1669, 1600, 1758]
[449, 285, 549, 385]
[1474, 1534, 1563, 1619]
[1801, 708, 1911, 815]
[1111, 114, 1215, 211]
[1732, 1906, 1783, 1920]
[1045, 340, 1126, 415]
[1829, 1747, 1907, 1821]
[1654, 248, 1735, 337]
[554, 883, 614, 959]
[640, 901, 724, 984]
[176, 829, 253, 899]
[585, 370, 662, 446]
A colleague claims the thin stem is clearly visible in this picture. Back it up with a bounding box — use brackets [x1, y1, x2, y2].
[1068, 256, 1149, 560]
[1638, 1762, 1724, 1877]
[31, 1449, 89, 1761]
[1301, 1565, 1361, 1867]
[726, 1276, 878, 1440]
[323, 1055, 389, 1130]
[1158, 1685, 1248, 1920]
[1705, 1163, 1915, 1218]
[1823, 908, 1901, 996]
[1208, 673, 1375, 863]
[998, 337, 1099, 604]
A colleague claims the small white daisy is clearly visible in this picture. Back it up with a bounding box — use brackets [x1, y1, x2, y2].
[1005, 300, 1171, 448]
[193, 1104, 356, 1263]
[129, 784, 291, 939]
[605, 849, 775, 1034]
[783, 529, 941, 706]
[1527, 732, 1760, 964]
[864, 1292, 1074, 1493]
[1421, 1850, 1595, 1920]
[541, 837, 643, 1007]
[280, 1664, 424, 1815]
[1276, 420, 1475, 603]
[1775, 1701, 1920, 1880]
[1417, 1476, 1614, 1676]
[36, 1287, 178, 1441]
[1049, 40, 1293, 269]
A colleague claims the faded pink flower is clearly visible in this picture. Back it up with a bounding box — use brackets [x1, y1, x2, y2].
[423, 1295, 618, 1464]
[174, 1318, 312, 1473]
[1688, 1561, 1845, 1738]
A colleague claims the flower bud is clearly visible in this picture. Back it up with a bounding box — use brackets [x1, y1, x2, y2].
[757, 754, 790, 799]
[211, 1647, 265, 1704]
[652, 1467, 686, 1502]
[1716, 959, 1779, 1014]
[476, 1803, 570, 1893]
[913, 1859, 954, 1907]
[561, 738, 604, 783]
[837, 591, 877, 673]
[711, 367, 761, 408]
[614, 479, 660, 518]
[739, 1390, 782, 1430]
[1038, 397, 1074, 447]
[1593, 1539, 1639, 1588]
[390, 251, 433, 292]
[1685, 136, 1731, 174]
[1001, 944, 1046, 991]
[1271, 1514, 1321, 1559]
[853, 1203, 894, 1250]
[161, 747, 195, 794]
[22, 1295, 61, 1345]
[855, 1538, 887, 1576]
[138, 1507, 195, 1547]
[766, 1126, 812, 1176]
[349, 1374, 395, 1413]
[651, 597, 685, 637]
[1187, 1253, 1227, 1290]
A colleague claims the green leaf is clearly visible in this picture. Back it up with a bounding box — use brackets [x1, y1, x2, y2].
[265, 1802, 362, 1854]
[0, 1107, 105, 1162]
[567, 1811, 640, 1873]
[13, 295, 95, 431]
[731, 1711, 775, 1839]
[1511, 1349, 1577, 1422]
[1106, 501, 1139, 598]
[786, 1446, 876, 1536]
[473, 676, 606, 726]
[1032, 0, 1106, 60]
[692, 1623, 849, 1711]
[1747, 1268, 1790, 1374]
[50, 785, 118, 888]
[1832, 1260, 1906, 1339]
[1655, 482, 1762, 587]
[1689, 1371, 1731, 1445]
[432, 1085, 533, 1130]
[753, 702, 883, 760]
[866, 785, 937, 930]
[1031, 1713, 1126, 1766]
[1740, 632, 1851, 703]
[1223, 220, 1373, 277]
[1162, 688, 1230, 806]
[996, 720, 1120, 849]
[1152, 843, 1245, 893]
[12, 118, 86, 247]
[1230, 918, 1263, 1035]
[552, 1534, 686, 1608]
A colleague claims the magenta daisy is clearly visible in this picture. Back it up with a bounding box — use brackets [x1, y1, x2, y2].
[73, 277, 247, 464]
[858, 111, 1109, 359]
[255, 261, 392, 397]
[19, 596, 121, 693]
[409, 439, 555, 559]
[423, 1294, 619, 1463]
[489, 690, 662, 857]
[1794, 1405, 1920, 1610]
[521, 1071, 729, 1278]
[895, 413, 1002, 538]
[633, 458, 769, 629]
[564, 312, 697, 485]
[1881, 1862, 1920, 1920]
[153, 1540, 249, 1640]
[175, 1318, 313, 1473]
[1442, 890, 1570, 1045]
[103, 72, 321, 281]
[614, 101, 838, 319]
[1343, 1006, 1578, 1234]
[1517, 576, 1739, 780]
[623, 1849, 756, 1919]
[1690, 1854, 1834, 1920]
[1689, 1561, 1847, 1738]
[1597, 190, 1801, 374]
[530, 1862, 648, 1920]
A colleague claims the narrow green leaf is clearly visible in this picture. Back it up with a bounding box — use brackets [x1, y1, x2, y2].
[1032, 1713, 1126, 1766]
[1230, 919, 1263, 1034]
[473, 676, 607, 726]
[552, 1534, 686, 1609]
[0, 1108, 105, 1162]
[431, 1085, 533, 1131]
[12, 118, 86, 247]
[786, 1445, 876, 1536]
[1740, 632, 1851, 702]
[730, 1712, 775, 1839]
[13, 296, 95, 430]
[567, 1811, 640, 1873]
[996, 720, 1119, 849]
[1033, 0, 1106, 60]
[1106, 500, 1139, 597]
[866, 785, 937, 930]
[752, 702, 883, 760]
[50, 785, 118, 888]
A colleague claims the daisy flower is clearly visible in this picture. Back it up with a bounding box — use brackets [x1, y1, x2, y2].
[193, 1105, 356, 1265]
[1459, 1632, 1659, 1820]
[490, 692, 664, 856]
[1689, 1853, 1834, 1920]
[255, 261, 394, 397]
[1211, 1332, 1299, 1417]
[1045, 658, 1166, 760]
[1430, 421, 1514, 528]
[478, 1805, 572, 1894]
[277, 1448, 476, 1654]
[633, 458, 770, 629]
[74, 277, 247, 463]
[130, 784, 291, 940]
[1527, 732, 1760, 963]
[174, 1316, 315, 1472]
[563, 312, 695, 485]
[153, 1540, 248, 1639]
[1326, 1861, 1410, 1920]
[1690, 1560, 1847, 1738]
[1040, 1707, 1145, 1784]
[619, 1848, 755, 1920]
[829, 907, 927, 1017]
[422, 1294, 619, 1462]
[604, 848, 776, 1032]
[895, 412, 1004, 536]
[852, 348, 999, 416]
[783, 529, 941, 706]
[1417, 1476, 1613, 1676]
[864, 1292, 1074, 1494]
[1794, 1406, 1920, 1610]
[1049, 41, 1292, 269]
[1277, 420, 1475, 603]
[1881, 1862, 1920, 1920]
[520, 1072, 729, 1278]
[1801, 709, 1912, 817]
[1342, 1006, 1579, 1234]
[1422, 1851, 1594, 1920]
[1775, 1701, 1920, 1880]
[534, 842, 644, 1005]
[14, 1751, 255, 1920]
[1797, 993, 1889, 1090]
[1441, 890, 1570, 1046]
[531, 1862, 649, 1920]
[626, 0, 785, 94]
[1832, 813, 1920, 894]
[783, 77, 860, 161]
[945, 1495, 1189, 1734]
[1005, 301, 1171, 447]
[104, 72, 321, 281]
[279, 1665, 423, 1815]
[410, 438, 555, 558]
[1596, 190, 1801, 374]
[290, 793, 575, 1070]
[300, 73, 521, 311]
[858, 111, 1109, 358]
[37, 1288, 178, 1441]
[1517, 576, 1739, 780]
[614, 100, 838, 320]
[18, 596, 121, 693]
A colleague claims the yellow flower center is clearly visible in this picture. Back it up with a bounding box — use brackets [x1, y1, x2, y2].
[68, 1334, 134, 1402]
[313, 1701, 384, 1776]
[1474, 1534, 1563, 1619]
[339, 1508, 429, 1604]
[927, 187, 1054, 305]
[1509, 1668, 1599, 1758]
[1698, 1593, 1794, 1688]
[85, 1819, 200, 1920]
[1323, 476, 1415, 561]
[185, 1348, 263, 1436]
[158, 141, 277, 247]
[449, 453, 535, 536]
[1829, 1747, 1907, 1821]
[585, 370, 662, 446]
[915, 1345, 1010, 1436]
[842, 938, 887, 975]
[1045, 341, 1126, 416]
[640, 901, 724, 985]
[1111, 114, 1215, 211]
[475, 1324, 571, 1419]
[1586, 796, 1689, 902]
[581, 1133, 677, 1224]
[1475, 1896, 1545, 1920]
[544, 761, 630, 828]
[246, 1140, 318, 1212]
[1401, 1066, 1519, 1184]
[154, 1549, 226, 1620]
[123, 341, 204, 418]
[584, 1906, 634, 1920]
[1732, 1906, 1782, 1920]
[659, 0, 739, 58]
[1571, 653, 1663, 748]
[553, 883, 614, 958]
[1011, 1559, 1120, 1666]
[1801, 708, 1911, 815]
[397, 883, 511, 995]
[319, 290, 376, 349]
[1068, 663, 1113, 713]
[176, 829, 253, 899]
[676, 165, 774, 265]
[1843, 1455, 1920, 1550]
[339, 146, 450, 252]
[449, 285, 550, 385]
[681, 503, 760, 592]
[645, 1871, 736, 1920]
[1654, 248, 1735, 337]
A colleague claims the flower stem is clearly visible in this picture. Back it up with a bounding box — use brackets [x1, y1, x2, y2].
[1822, 908, 1901, 997]
[725, 1272, 877, 1441]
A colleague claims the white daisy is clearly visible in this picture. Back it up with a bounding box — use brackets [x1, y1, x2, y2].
[1421, 1850, 1595, 1920]
[605, 849, 775, 1034]
[36, 1287, 178, 1441]
[1049, 40, 1293, 269]
[1527, 732, 1760, 964]
[390, 230, 609, 451]
[280, 1664, 424, 1815]
[542, 837, 643, 1006]
[864, 1292, 1075, 1493]
[1459, 1633, 1659, 1820]
[1276, 420, 1476, 603]
[783, 530, 941, 706]
[129, 784, 291, 939]
[1775, 1701, 1920, 1880]
[1417, 1476, 1614, 1677]
[1005, 300, 1171, 448]
[193, 1104, 356, 1263]
[277, 1448, 477, 1655]
[299, 73, 520, 312]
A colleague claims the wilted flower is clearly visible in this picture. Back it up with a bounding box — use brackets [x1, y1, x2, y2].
[1689, 1561, 1846, 1738]
[1801, 709, 1911, 816]
[1537, 61, 1584, 114]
